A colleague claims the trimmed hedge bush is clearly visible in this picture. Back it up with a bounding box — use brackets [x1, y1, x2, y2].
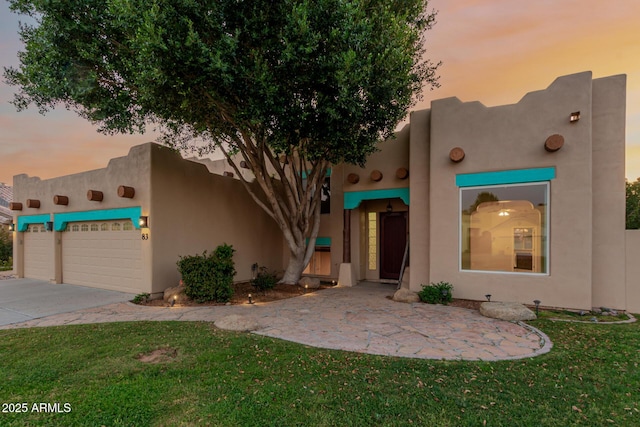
[418, 281, 453, 305]
[250, 266, 278, 293]
[177, 244, 236, 303]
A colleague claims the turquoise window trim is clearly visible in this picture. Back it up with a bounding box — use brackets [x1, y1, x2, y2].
[17, 214, 51, 232]
[53, 207, 143, 231]
[306, 237, 332, 247]
[344, 188, 410, 209]
[301, 168, 332, 179]
[456, 167, 556, 187]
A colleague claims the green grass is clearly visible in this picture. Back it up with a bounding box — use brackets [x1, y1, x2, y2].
[1, 320, 639, 426]
[537, 309, 632, 322]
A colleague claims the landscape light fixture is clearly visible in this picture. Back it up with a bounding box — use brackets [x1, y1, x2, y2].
[171, 295, 177, 307]
[533, 300, 541, 316]
[485, 294, 491, 302]
[248, 294, 254, 304]
[138, 216, 149, 228]
[570, 111, 580, 123]
[8, 223, 15, 232]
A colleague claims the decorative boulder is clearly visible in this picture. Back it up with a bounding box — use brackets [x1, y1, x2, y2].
[215, 315, 260, 332]
[480, 302, 537, 321]
[298, 276, 321, 289]
[392, 288, 420, 303]
[163, 284, 189, 304]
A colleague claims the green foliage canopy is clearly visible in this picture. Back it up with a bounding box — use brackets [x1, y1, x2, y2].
[627, 179, 640, 229]
[5, 0, 439, 166]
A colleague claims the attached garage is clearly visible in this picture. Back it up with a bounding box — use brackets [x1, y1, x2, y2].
[23, 224, 54, 281]
[61, 220, 142, 291]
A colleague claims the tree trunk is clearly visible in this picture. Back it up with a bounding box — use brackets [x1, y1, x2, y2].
[280, 247, 307, 285]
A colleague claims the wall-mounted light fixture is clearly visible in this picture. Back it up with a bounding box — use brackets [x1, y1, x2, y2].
[386, 200, 393, 213]
[485, 294, 491, 302]
[45, 221, 54, 232]
[570, 111, 580, 123]
[8, 223, 15, 232]
[138, 216, 149, 228]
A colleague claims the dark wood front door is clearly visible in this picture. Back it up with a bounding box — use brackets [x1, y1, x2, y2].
[380, 211, 407, 280]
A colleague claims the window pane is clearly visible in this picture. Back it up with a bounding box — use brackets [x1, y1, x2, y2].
[461, 183, 548, 274]
[368, 212, 377, 270]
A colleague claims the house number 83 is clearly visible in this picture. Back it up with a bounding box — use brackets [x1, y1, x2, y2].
[141, 233, 149, 240]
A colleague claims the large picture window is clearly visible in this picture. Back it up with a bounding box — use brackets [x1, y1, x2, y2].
[460, 182, 548, 274]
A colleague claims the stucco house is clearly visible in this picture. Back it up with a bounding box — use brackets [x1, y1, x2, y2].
[9, 71, 640, 312]
[0, 183, 13, 228]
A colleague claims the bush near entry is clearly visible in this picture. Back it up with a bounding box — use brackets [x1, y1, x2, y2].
[177, 244, 236, 303]
[418, 281, 454, 305]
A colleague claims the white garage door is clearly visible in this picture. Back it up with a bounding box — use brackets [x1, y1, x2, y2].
[24, 224, 54, 281]
[62, 220, 142, 291]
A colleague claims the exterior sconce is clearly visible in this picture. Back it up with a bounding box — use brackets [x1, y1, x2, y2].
[386, 201, 393, 213]
[485, 294, 491, 302]
[570, 111, 580, 123]
[8, 223, 15, 232]
[45, 221, 54, 232]
[138, 216, 149, 228]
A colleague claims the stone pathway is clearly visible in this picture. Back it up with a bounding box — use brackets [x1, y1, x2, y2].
[0, 282, 552, 361]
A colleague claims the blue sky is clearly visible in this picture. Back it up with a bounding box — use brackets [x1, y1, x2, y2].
[1, 0, 639, 183]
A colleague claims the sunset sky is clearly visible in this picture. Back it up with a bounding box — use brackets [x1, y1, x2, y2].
[1, 0, 639, 184]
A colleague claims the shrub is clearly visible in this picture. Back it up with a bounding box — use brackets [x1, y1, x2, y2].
[177, 244, 236, 303]
[132, 293, 150, 304]
[251, 266, 278, 293]
[0, 227, 12, 263]
[418, 281, 454, 305]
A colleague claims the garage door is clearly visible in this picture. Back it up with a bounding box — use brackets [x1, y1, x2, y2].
[62, 220, 142, 291]
[24, 224, 54, 281]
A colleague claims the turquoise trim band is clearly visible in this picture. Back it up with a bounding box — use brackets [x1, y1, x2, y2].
[306, 237, 332, 246]
[53, 207, 143, 231]
[344, 188, 410, 209]
[17, 214, 51, 232]
[301, 168, 332, 179]
[456, 167, 556, 187]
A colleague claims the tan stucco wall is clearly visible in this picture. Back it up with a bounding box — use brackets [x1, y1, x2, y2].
[343, 125, 410, 192]
[12, 144, 153, 293]
[625, 231, 640, 313]
[590, 75, 627, 309]
[148, 144, 284, 294]
[427, 72, 604, 310]
[408, 110, 431, 290]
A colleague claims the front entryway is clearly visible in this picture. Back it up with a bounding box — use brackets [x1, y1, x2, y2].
[380, 212, 407, 280]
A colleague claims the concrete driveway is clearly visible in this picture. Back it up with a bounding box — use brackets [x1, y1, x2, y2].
[0, 278, 135, 326]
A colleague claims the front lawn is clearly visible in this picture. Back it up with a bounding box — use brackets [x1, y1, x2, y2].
[1, 319, 638, 426]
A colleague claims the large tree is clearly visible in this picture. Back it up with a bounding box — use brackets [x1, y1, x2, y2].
[5, 0, 440, 283]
